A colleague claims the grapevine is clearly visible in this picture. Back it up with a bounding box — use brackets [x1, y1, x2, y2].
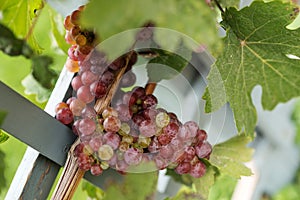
[55, 5, 212, 179]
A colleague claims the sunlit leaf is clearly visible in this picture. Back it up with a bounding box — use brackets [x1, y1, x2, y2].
[209, 135, 253, 178]
[203, 1, 300, 136]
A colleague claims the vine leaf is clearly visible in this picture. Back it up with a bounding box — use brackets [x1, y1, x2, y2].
[0, 150, 6, 190]
[146, 41, 191, 82]
[0, 0, 44, 53]
[209, 134, 253, 178]
[203, 1, 300, 136]
[31, 55, 57, 89]
[81, 180, 105, 199]
[102, 172, 158, 200]
[22, 73, 52, 102]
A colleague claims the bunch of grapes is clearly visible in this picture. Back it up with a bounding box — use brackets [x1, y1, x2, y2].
[55, 5, 212, 178]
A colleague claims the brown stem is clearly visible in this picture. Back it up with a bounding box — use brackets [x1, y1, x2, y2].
[145, 82, 157, 95]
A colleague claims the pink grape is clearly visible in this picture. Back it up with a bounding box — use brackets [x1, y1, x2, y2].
[56, 107, 73, 125]
[79, 118, 96, 136]
[90, 164, 103, 176]
[103, 116, 121, 132]
[81, 71, 98, 86]
[69, 98, 85, 116]
[103, 132, 121, 150]
[139, 119, 156, 137]
[77, 85, 95, 103]
[71, 75, 83, 91]
[190, 161, 206, 178]
[174, 162, 191, 174]
[124, 148, 142, 165]
[195, 142, 212, 159]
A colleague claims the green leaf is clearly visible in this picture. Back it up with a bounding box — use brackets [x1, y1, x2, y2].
[209, 135, 253, 178]
[203, 1, 300, 136]
[81, 0, 222, 58]
[0, 111, 9, 144]
[21, 73, 52, 103]
[82, 180, 105, 199]
[0, 150, 6, 190]
[0, 0, 44, 53]
[208, 175, 237, 200]
[0, 111, 7, 126]
[0, 23, 33, 58]
[103, 172, 158, 200]
[31, 55, 58, 89]
[146, 41, 191, 82]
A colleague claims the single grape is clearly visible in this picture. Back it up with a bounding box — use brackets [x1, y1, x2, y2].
[56, 107, 73, 125]
[75, 34, 87, 46]
[195, 142, 212, 159]
[102, 107, 118, 119]
[103, 132, 120, 150]
[100, 70, 115, 85]
[122, 135, 134, 144]
[139, 119, 156, 137]
[142, 108, 158, 120]
[89, 135, 103, 152]
[90, 81, 107, 99]
[174, 162, 191, 174]
[71, 75, 83, 91]
[163, 122, 179, 139]
[120, 70, 136, 87]
[74, 143, 84, 157]
[118, 122, 131, 136]
[156, 112, 170, 128]
[69, 98, 85, 116]
[55, 102, 69, 113]
[70, 10, 81, 25]
[81, 106, 97, 119]
[65, 58, 79, 72]
[64, 15, 73, 31]
[103, 116, 121, 132]
[118, 141, 130, 152]
[77, 153, 92, 171]
[132, 86, 146, 98]
[81, 71, 98, 86]
[142, 94, 158, 109]
[79, 118, 96, 136]
[123, 92, 137, 107]
[157, 133, 172, 145]
[77, 85, 95, 104]
[124, 147, 142, 166]
[90, 164, 103, 176]
[190, 161, 206, 178]
[184, 146, 196, 162]
[98, 144, 114, 161]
